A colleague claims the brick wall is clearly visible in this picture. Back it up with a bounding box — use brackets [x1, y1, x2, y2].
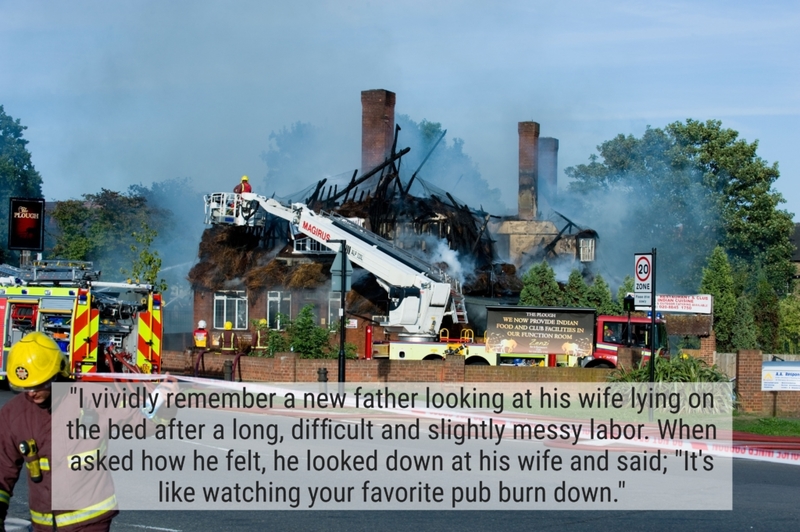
[698, 331, 716, 365]
[735, 349, 800, 416]
[161, 350, 610, 383]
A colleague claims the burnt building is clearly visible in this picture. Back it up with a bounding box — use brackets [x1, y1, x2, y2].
[190, 90, 597, 354]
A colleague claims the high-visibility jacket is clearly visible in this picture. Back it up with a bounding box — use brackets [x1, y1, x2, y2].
[0, 393, 118, 531]
[193, 328, 209, 349]
[0, 385, 173, 531]
[219, 330, 238, 351]
[255, 329, 269, 350]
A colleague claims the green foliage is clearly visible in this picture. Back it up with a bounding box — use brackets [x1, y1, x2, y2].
[286, 305, 333, 358]
[566, 119, 795, 296]
[121, 222, 167, 292]
[519, 261, 561, 306]
[586, 274, 617, 315]
[730, 295, 758, 350]
[753, 277, 780, 352]
[609, 355, 730, 383]
[615, 275, 635, 313]
[0, 106, 43, 263]
[560, 269, 589, 308]
[700, 246, 737, 351]
[50, 188, 169, 281]
[732, 416, 800, 437]
[778, 296, 800, 355]
[249, 309, 358, 359]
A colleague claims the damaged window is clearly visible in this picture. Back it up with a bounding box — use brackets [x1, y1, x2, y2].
[213, 291, 248, 330]
[267, 291, 291, 329]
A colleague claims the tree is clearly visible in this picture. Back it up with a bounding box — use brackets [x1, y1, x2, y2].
[50, 188, 168, 280]
[730, 295, 758, 351]
[561, 269, 589, 308]
[121, 222, 168, 292]
[752, 277, 780, 353]
[287, 305, 335, 359]
[778, 297, 800, 355]
[519, 261, 561, 306]
[615, 275, 635, 313]
[566, 119, 794, 296]
[0, 106, 43, 262]
[700, 246, 737, 352]
[586, 274, 617, 316]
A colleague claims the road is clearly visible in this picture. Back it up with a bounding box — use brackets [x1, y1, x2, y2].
[2, 388, 799, 531]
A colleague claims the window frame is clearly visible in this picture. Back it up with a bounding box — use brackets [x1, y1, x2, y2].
[213, 291, 249, 330]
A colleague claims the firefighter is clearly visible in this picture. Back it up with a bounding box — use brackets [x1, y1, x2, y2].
[233, 175, 252, 194]
[0, 332, 178, 531]
[193, 320, 209, 350]
[219, 321, 239, 353]
[254, 318, 269, 353]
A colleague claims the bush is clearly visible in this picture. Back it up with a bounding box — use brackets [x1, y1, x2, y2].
[608, 354, 730, 383]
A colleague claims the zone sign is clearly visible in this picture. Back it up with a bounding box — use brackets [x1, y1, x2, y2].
[634, 254, 652, 293]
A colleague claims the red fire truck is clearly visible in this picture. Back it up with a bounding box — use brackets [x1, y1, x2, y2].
[0, 260, 163, 381]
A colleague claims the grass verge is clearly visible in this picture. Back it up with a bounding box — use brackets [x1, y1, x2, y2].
[732, 414, 800, 437]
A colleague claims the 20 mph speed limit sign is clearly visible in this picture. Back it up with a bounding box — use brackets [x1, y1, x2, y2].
[634, 254, 652, 293]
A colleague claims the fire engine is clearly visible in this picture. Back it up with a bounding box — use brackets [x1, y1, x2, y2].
[0, 260, 163, 380]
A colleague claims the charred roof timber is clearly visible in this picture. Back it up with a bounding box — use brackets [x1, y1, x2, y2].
[191, 89, 597, 309]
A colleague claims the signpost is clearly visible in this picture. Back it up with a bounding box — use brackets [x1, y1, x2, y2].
[329, 240, 352, 391]
[634, 253, 652, 307]
[635, 251, 657, 383]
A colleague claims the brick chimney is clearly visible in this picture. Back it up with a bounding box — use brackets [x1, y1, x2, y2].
[361, 89, 396, 174]
[538, 137, 559, 209]
[518, 121, 540, 220]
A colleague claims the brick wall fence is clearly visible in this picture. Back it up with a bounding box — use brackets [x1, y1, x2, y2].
[163, 348, 800, 416]
[736, 349, 800, 416]
[163, 350, 611, 384]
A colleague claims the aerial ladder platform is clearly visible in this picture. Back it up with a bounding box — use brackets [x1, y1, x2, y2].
[204, 192, 469, 337]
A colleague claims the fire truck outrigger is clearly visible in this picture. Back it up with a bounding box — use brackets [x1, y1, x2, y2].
[0, 260, 163, 381]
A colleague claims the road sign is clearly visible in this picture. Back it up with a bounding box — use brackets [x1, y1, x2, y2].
[635, 293, 652, 307]
[634, 253, 652, 293]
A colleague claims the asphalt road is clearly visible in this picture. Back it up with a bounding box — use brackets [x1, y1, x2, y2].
[2, 388, 799, 531]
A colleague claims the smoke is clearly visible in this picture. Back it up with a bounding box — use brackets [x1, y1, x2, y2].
[394, 114, 507, 215]
[129, 178, 207, 316]
[553, 159, 720, 295]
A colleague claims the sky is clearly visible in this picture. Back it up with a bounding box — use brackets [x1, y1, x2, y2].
[1, 0, 799, 221]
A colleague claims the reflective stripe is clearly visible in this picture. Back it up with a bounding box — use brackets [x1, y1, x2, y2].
[30, 494, 117, 527]
[39, 457, 50, 471]
[68, 440, 108, 463]
[0, 488, 10, 504]
[596, 343, 619, 351]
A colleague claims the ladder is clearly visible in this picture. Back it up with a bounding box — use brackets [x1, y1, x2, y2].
[450, 290, 469, 324]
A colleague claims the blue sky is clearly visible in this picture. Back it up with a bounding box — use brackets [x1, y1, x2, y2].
[2, 0, 798, 220]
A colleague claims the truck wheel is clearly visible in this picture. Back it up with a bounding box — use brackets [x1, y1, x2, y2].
[466, 358, 490, 366]
[591, 361, 615, 369]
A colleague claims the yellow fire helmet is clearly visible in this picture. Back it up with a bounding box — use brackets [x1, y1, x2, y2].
[224, 321, 233, 330]
[259, 318, 267, 326]
[241, 175, 248, 182]
[7, 332, 69, 391]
